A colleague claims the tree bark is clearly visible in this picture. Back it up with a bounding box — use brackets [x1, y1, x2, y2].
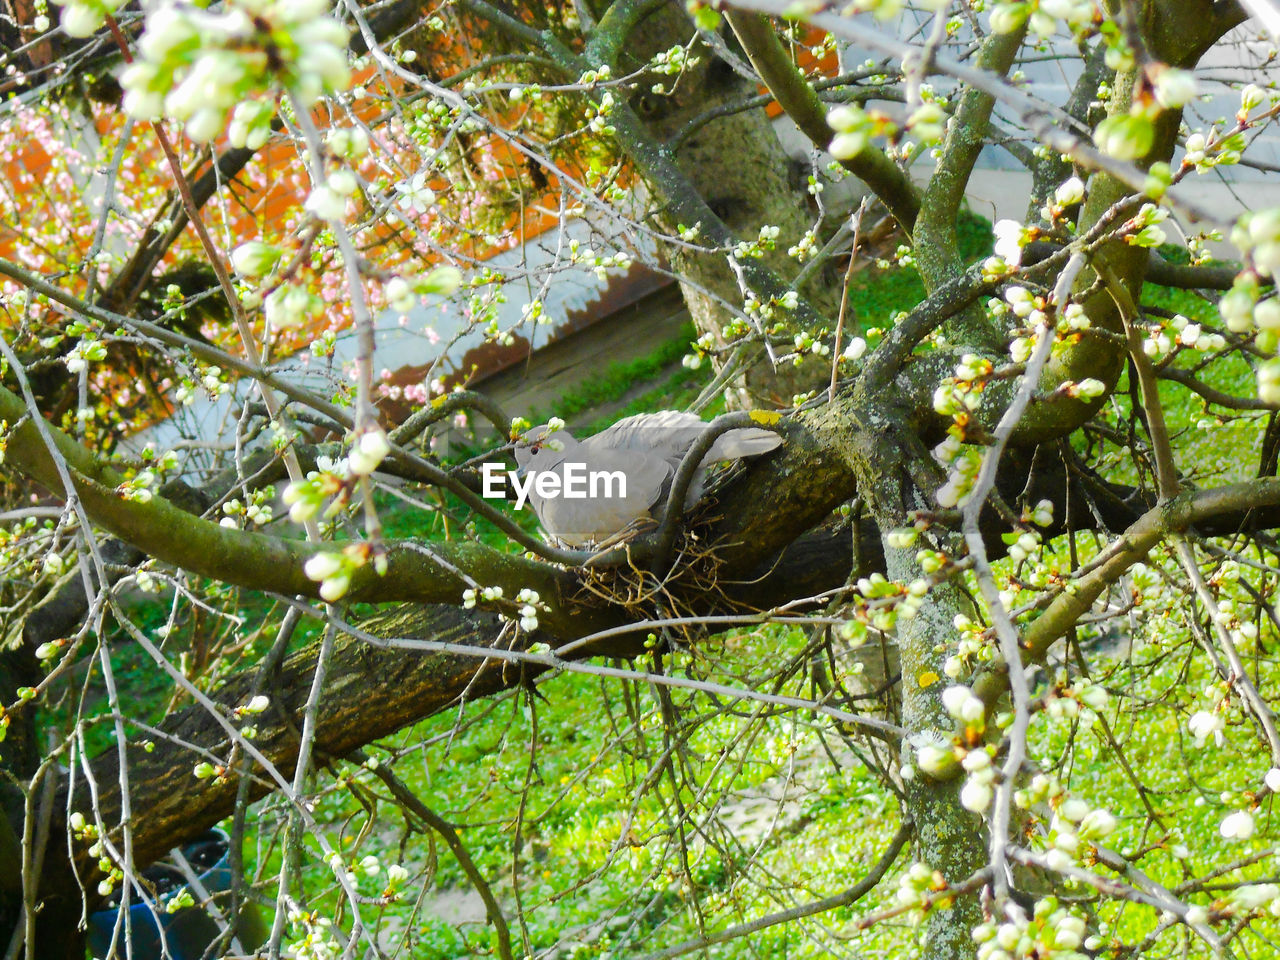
[623, 6, 843, 406]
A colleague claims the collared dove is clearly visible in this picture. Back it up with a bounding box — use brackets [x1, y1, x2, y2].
[512, 411, 782, 547]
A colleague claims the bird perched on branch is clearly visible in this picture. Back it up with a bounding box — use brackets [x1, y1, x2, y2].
[511, 411, 782, 547]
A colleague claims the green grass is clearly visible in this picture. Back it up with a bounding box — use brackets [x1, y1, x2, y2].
[527, 322, 698, 426]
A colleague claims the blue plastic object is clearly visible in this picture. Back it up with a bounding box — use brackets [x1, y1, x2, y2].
[88, 828, 240, 960]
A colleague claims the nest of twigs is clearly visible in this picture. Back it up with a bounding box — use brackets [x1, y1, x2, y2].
[568, 511, 744, 649]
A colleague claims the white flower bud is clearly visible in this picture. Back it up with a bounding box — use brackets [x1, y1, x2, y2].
[231, 241, 280, 278]
[305, 185, 347, 222]
[989, 4, 1028, 33]
[384, 277, 415, 313]
[349, 429, 391, 476]
[1241, 84, 1267, 114]
[1221, 287, 1257, 333]
[1045, 847, 1072, 871]
[1154, 68, 1198, 108]
[1054, 915, 1086, 949]
[829, 131, 869, 160]
[960, 778, 993, 812]
[319, 574, 351, 602]
[1255, 298, 1280, 331]
[1079, 808, 1117, 839]
[328, 126, 371, 159]
[826, 106, 862, 132]
[297, 42, 351, 93]
[916, 741, 956, 777]
[935, 481, 960, 509]
[305, 553, 344, 581]
[138, 6, 198, 60]
[1054, 176, 1085, 206]
[328, 169, 358, 196]
[1059, 798, 1089, 822]
[1220, 809, 1255, 840]
[1076, 378, 1106, 399]
[62, 2, 104, 38]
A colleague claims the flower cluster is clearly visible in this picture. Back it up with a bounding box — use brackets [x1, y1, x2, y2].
[649, 45, 697, 77]
[566, 238, 633, 281]
[71, 807, 127, 897]
[303, 541, 380, 601]
[462, 584, 505, 608]
[285, 909, 342, 960]
[1017, 782, 1119, 877]
[972, 897, 1093, 959]
[461, 585, 548, 632]
[120, 0, 351, 144]
[944, 614, 997, 680]
[282, 460, 347, 525]
[682, 331, 717, 370]
[1122, 203, 1169, 248]
[116, 469, 157, 504]
[220, 494, 274, 529]
[1138, 313, 1226, 360]
[514, 588, 545, 632]
[895, 861, 947, 911]
[730, 225, 782, 261]
[826, 104, 895, 161]
[989, 0, 1095, 38]
[63, 334, 106, 374]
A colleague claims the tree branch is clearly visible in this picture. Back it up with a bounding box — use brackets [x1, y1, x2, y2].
[973, 478, 1280, 708]
[723, 10, 919, 232]
[0, 378, 593, 626]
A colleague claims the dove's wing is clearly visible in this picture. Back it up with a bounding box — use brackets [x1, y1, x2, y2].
[521, 411, 782, 543]
[581, 413, 781, 513]
[704, 427, 782, 461]
[526, 446, 672, 546]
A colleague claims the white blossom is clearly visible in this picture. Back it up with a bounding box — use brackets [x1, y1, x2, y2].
[1220, 809, 1255, 840]
[1054, 176, 1085, 206]
[394, 173, 437, 215]
[1188, 709, 1225, 747]
[349, 429, 391, 476]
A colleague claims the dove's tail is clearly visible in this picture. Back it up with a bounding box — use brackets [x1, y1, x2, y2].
[706, 428, 782, 461]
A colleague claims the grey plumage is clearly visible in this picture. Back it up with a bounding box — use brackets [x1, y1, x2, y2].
[512, 411, 782, 547]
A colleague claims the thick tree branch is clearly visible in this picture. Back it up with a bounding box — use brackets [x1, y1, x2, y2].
[0, 379, 598, 628]
[66, 604, 544, 893]
[973, 478, 1280, 708]
[915, 23, 1026, 330]
[723, 10, 920, 233]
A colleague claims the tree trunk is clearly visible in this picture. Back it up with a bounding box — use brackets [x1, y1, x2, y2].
[887, 543, 988, 958]
[625, 7, 841, 406]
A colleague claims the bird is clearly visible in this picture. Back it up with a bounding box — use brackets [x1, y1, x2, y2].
[511, 411, 782, 547]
